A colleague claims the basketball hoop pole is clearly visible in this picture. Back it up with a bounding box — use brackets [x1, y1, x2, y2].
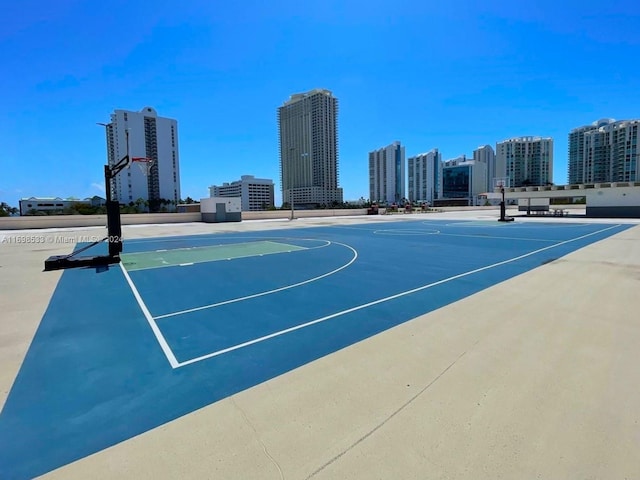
[44, 126, 131, 271]
[102, 129, 134, 257]
[498, 185, 514, 222]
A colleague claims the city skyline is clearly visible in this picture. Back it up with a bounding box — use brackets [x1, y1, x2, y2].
[2, 1, 639, 207]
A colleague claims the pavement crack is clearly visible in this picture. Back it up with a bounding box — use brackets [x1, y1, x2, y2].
[231, 397, 285, 480]
[305, 347, 472, 479]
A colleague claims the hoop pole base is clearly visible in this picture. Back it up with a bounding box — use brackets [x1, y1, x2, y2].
[498, 189, 515, 222]
[44, 254, 120, 271]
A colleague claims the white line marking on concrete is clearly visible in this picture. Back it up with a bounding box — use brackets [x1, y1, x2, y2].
[154, 241, 358, 320]
[175, 224, 622, 368]
[119, 263, 180, 369]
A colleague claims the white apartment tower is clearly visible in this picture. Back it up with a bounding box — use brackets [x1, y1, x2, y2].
[209, 175, 275, 211]
[568, 119, 615, 184]
[407, 149, 442, 204]
[570, 119, 639, 184]
[496, 136, 553, 187]
[369, 141, 406, 204]
[278, 89, 343, 207]
[473, 144, 497, 191]
[104, 107, 180, 210]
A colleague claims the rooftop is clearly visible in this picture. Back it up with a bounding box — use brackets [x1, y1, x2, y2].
[2, 211, 640, 479]
[498, 136, 554, 143]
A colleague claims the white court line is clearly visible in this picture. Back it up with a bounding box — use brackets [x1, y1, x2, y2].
[175, 224, 623, 368]
[125, 239, 331, 273]
[119, 262, 180, 368]
[373, 229, 440, 235]
[154, 241, 357, 320]
[124, 235, 319, 246]
[126, 248, 307, 272]
[326, 224, 557, 242]
[438, 233, 557, 242]
[146, 240, 292, 255]
[437, 221, 591, 228]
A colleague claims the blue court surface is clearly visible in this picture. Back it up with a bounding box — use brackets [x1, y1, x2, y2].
[0, 219, 630, 479]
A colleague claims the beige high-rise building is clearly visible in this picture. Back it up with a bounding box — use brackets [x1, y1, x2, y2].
[278, 89, 343, 207]
[496, 136, 553, 187]
[209, 175, 274, 211]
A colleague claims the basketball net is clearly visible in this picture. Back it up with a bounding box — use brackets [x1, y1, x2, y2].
[131, 157, 154, 176]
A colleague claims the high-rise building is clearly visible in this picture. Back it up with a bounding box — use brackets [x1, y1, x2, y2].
[473, 145, 497, 192]
[369, 141, 405, 204]
[103, 106, 180, 210]
[209, 175, 275, 211]
[407, 149, 442, 204]
[441, 157, 487, 204]
[568, 119, 615, 184]
[496, 136, 553, 187]
[569, 119, 639, 184]
[278, 89, 343, 207]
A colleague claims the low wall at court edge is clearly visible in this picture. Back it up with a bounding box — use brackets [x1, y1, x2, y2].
[0, 210, 374, 230]
[0, 213, 203, 230]
[241, 209, 369, 220]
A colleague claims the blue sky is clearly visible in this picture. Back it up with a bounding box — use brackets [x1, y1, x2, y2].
[1, 0, 639, 207]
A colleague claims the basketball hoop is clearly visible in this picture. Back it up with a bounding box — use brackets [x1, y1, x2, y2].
[493, 177, 510, 191]
[130, 157, 154, 176]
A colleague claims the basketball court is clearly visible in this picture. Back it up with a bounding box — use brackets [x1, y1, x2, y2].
[1, 212, 639, 479]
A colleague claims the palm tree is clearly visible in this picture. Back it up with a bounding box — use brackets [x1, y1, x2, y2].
[0, 202, 10, 216]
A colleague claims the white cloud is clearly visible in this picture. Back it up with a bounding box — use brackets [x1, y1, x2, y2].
[90, 182, 105, 193]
